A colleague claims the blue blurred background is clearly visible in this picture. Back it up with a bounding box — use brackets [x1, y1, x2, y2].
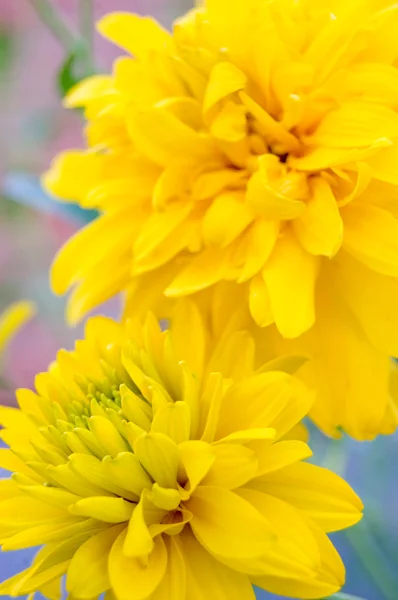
[0, 2, 397, 599]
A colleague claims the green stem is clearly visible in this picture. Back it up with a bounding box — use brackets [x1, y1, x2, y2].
[320, 439, 396, 600]
[79, 0, 94, 73]
[344, 524, 397, 600]
[28, 0, 77, 50]
[327, 594, 367, 600]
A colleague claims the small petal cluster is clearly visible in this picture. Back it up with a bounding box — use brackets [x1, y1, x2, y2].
[44, 0, 398, 438]
[0, 303, 362, 600]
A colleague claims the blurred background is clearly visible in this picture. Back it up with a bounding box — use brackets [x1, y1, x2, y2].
[0, 2, 397, 599]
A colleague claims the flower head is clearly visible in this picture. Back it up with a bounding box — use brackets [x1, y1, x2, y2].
[44, 0, 398, 439]
[0, 302, 361, 600]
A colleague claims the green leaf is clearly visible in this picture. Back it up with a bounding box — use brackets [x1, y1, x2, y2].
[57, 42, 95, 98]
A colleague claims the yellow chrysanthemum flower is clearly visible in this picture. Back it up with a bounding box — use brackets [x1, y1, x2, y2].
[0, 302, 362, 600]
[44, 0, 398, 438]
[0, 301, 36, 361]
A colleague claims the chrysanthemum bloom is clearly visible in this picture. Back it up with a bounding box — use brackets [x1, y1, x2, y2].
[0, 302, 35, 360]
[0, 302, 362, 599]
[44, 0, 398, 438]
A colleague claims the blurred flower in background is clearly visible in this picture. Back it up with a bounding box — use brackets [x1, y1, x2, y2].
[0, 2, 398, 600]
[0, 0, 190, 401]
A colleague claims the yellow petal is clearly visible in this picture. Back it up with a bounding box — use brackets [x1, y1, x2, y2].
[0, 478, 24, 501]
[150, 484, 181, 511]
[134, 432, 179, 489]
[147, 536, 186, 600]
[43, 151, 102, 205]
[128, 106, 217, 167]
[246, 165, 306, 220]
[165, 247, 229, 297]
[294, 178, 343, 257]
[188, 486, 273, 562]
[203, 191, 253, 247]
[89, 416, 129, 456]
[262, 231, 320, 338]
[201, 444, 258, 489]
[0, 301, 35, 355]
[302, 0, 368, 82]
[306, 102, 398, 147]
[17, 485, 79, 510]
[178, 440, 215, 493]
[64, 75, 114, 108]
[237, 488, 320, 576]
[342, 203, 398, 276]
[109, 529, 167, 600]
[66, 525, 124, 598]
[253, 517, 344, 598]
[238, 220, 279, 283]
[151, 402, 191, 445]
[134, 201, 193, 262]
[269, 378, 315, 440]
[65, 259, 131, 325]
[0, 405, 35, 434]
[216, 372, 292, 439]
[97, 13, 171, 59]
[335, 251, 398, 356]
[258, 462, 363, 532]
[0, 497, 66, 525]
[253, 571, 341, 599]
[123, 492, 155, 558]
[193, 167, 246, 202]
[240, 93, 301, 154]
[171, 298, 207, 380]
[9, 560, 70, 597]
[367, 142, 398, 185]
[207, 329, 255, 381]
[291, 138, 392, 171]
[51, 209, 135, 295]
[216, 428, 276, 445]
[69, 496, 134, 523]
[306, 273, 393, 439]
[203, 62, 246, 113]
[179, 527, 256, 600]
[254, 440, 312, 477]
[249, 273, 274, 328]
[210, 101, 247, 142]
[346, 63, 398, 107]
[2, 518, 103, 551]
[68, 454, 136, 501]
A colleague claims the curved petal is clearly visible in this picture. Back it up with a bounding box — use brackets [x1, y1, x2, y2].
[262, 231, 320, 338]
[147, 536, 186, 600]
[108, 529, 167, 600]
[237, 488, 320, 575]
[188, 486, 274, 562]
[294, 178, 343, 257]
[342, 202, 398, 276]
[179, 527, 256, 600]
[202, 192, 253, 247]
[97, 13, 171, 59]
[66, 524, 124, 598]
[256, 462, 363, 532]
[249, 274, 274, 327]
[134, 432, 179, 489]
[201, 444, 258, 489]
[333, 251, 398, 356]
